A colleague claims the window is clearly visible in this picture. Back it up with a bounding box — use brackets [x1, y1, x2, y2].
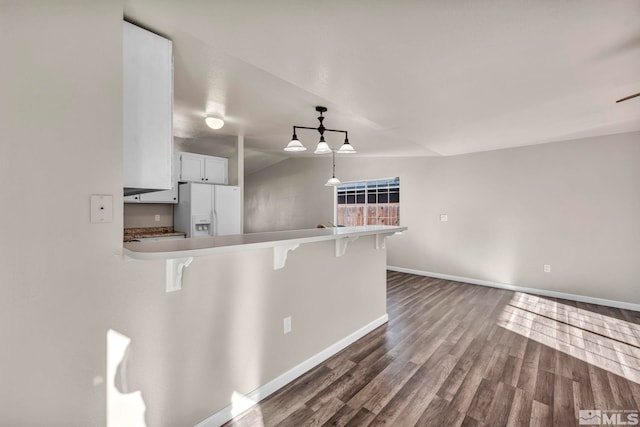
[336, 177, 400, 226]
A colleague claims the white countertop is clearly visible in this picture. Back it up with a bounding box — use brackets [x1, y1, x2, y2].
[123, 225, 406, 260]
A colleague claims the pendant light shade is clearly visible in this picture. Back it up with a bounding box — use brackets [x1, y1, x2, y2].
[336, 137, 356, 154]
[325, 176, 341, 186]
[325, 150, 340, 186]
[314, 136, 332, 154]
[284, 134, 306, 152]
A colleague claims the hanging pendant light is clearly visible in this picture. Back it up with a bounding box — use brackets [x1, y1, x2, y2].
[314, 136, 332, 154]
[284, 130, 306, 152]
[285, 106, 356, 154]
[336, 134, 356, 154]
[325, 176, 341, 186]
[325, 151, 341, 186]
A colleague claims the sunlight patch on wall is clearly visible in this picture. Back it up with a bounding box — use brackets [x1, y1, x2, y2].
[107, 329, 147, 427]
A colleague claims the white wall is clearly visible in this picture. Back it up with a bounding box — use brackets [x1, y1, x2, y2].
[245, 132, 640, 305]
[0, 3, 125, 424]
[0, 3, 385, 425]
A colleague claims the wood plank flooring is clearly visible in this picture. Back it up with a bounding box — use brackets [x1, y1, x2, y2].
[225, 271, 640, 427]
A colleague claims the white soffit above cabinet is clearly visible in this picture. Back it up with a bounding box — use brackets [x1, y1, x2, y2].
[124, 0, 640, 161]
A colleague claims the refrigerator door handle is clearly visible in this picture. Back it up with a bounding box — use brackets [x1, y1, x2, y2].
[213, 209, 218, 236]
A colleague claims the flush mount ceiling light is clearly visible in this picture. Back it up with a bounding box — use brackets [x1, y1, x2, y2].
[205, 116, 225, 130]
[284, 106, 356, 154]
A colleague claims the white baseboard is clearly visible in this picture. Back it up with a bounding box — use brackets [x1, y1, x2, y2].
[387, 266, 640, 313]
[195, 313, 389, 427]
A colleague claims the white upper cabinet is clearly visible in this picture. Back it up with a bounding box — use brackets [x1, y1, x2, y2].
[178, 152, 228, 184]
[179, 153, 205, 182]
[123, 21, 173, 193]
[204, 157, 228, 183]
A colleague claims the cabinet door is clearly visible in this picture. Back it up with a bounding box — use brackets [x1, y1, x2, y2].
[139, 186, 178, 203]
[180, 153, 204, 182]
[123, 22, 173, 191]
[214, 185, 241, 235]
[204, 157, 228, 184]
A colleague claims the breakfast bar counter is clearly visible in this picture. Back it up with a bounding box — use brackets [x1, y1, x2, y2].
[124, 225, 406, 259]
[124, 225, 406, 292]
[122, 225, 406, 424]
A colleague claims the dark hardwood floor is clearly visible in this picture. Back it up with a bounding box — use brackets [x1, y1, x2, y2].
[225, 271, 640, 426]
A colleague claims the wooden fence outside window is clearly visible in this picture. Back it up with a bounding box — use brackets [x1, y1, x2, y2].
[335, 178, 400, 227]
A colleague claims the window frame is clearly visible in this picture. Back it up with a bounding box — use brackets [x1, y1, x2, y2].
[334, 176, 400, 227]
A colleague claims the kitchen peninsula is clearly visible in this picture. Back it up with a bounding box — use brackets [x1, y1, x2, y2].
[124, 225, 405, 290]
[123, 225, 405, 425]
[124, 225, 404, 259]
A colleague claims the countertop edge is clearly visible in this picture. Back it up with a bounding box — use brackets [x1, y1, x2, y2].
[123, 226, 407, 261]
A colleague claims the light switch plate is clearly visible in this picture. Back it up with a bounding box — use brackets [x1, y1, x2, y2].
[90, 195, 113, 223]
[440, 214, 448, 222]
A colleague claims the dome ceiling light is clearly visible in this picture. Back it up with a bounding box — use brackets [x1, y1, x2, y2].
[205, 116, 225, 130]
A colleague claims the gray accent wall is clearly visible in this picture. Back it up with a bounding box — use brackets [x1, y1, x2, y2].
[245, 157, 336, 232]
[245, 132, 640, 305]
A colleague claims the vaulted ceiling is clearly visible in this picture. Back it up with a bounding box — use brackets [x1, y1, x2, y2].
[124, 1, 640, 172]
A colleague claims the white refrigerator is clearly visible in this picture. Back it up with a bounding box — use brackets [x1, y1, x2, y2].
[174, 182, 241, 237]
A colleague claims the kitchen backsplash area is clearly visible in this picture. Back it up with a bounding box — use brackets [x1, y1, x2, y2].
[124, 203, 173, 228]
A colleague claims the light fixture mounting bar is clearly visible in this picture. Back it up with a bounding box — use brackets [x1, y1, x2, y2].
[293, 126, 348, 135]
[292, 105, 348, 136]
